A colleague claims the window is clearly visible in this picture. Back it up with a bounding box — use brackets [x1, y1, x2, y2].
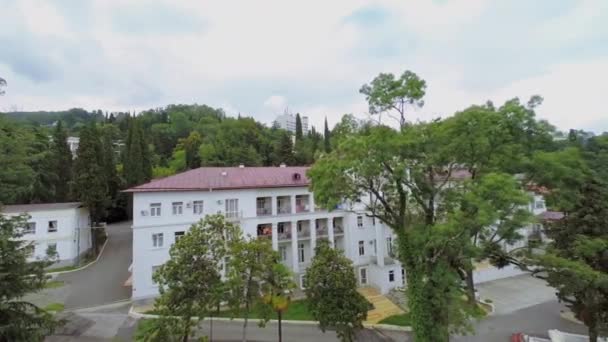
[278, 223, 285, 234]
[358, 241, 365, 256]
[225, 199, 239, 218]
[150, 203, 161, 216]
[298, 243, 305, 263]
[152, 233, 164, 248]
[174, 231, 185, 242]
[297, 222, 303, 233]
[389, 270, 395, 282]
[357, 216, 363, 228]
[535, 201, 545, 209]
[24, 222, 36, 234]
[46, 242, 57, 256]
[402, 268, 406, 285]
[48, 221, 58, 233]
[386, 237, 393, 256]
[359, 268, 368, 285]
[193, 200, 204, 215]
[279, 246, 287, 261]
[172, 202, 183, 215]
[300, 275, 307, 289]
[152, 265, 161, 282]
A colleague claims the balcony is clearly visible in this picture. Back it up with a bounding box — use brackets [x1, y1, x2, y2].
[225, 210, 243, 221]
[277, 196, 292, 215]
[297, 221, 311, 239]
[257, 224, 272, 239]
[256, 197, 272, 217]
[334, 225, 344, 235]
[316, 225, 328, 237]
[296, 195, 311, 213]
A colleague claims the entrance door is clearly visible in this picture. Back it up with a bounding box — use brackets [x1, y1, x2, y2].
[359, 267, 368, 285]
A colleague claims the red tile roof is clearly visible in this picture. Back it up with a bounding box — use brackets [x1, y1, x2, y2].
[537, 211, 565, 221]
[125, 167, 310, 193]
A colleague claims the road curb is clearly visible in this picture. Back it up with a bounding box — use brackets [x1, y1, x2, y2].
[48, 235, 110, 276]
[68, 299, 132, 313]
[128, 306, 412, 332]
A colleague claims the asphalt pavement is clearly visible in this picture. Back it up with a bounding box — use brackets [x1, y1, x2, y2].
[57, 221, 132, 309]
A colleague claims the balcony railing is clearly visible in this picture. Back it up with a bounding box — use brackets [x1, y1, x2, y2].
[277, 206, 292, 215]
[256, 207, 272, 216]
[297, 227, 310, 239]
[316, 226, 328, 237]
[278, 230, 292, 241]
[296, 203, 310, 213]
[225, 211, 243, 221]
[334, 225, 344, 235]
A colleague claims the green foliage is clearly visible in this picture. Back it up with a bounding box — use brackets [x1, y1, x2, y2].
[72, 123, 109, 223]
[0, 214, 61, 341]
[50, 121, 73, 202]
[304, 240, 369, 342]
[181, 131, 202, 169]
[44, 281, 65, 289]
[535, 178, 608, 341]
[275, 131, 295, 165]
[323, 117, 331, 153]
[123, 117, 152, 186]
[146, 215, 239, 342]
[42, 303, 65, 312]
[359, 70, 426, 127]
[225, 236, 278, 341]
[378, 313, 412, 326]
[295, 113, 303, 140]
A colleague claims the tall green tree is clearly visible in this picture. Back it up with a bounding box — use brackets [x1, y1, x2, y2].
[309, 123, 473, 341]
[124, 117, 152, 186]
[0, 214, 61, 341]
[226, 236, 276, 342]
[295, 113, 303, 141]
[73, 123, 109, 226]
[275, 131, 295, 166]
[259, 261, 295, 342]
[535, 178, 608, 342]
[323, 117, 330, 153]
[27, 128, 56, 203]
[50, 121, 73, 202]
[359, 70, 426, 128]
[145, 215, 239, 342]
[304, 240, 369, 342]
[181, 131, 202, 170]
[0, 118, 34, 204]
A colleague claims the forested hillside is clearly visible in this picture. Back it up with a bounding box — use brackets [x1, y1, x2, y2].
[0, 104, 329, 221]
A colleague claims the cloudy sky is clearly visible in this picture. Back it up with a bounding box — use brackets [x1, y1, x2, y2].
[1, 0, 607, 132]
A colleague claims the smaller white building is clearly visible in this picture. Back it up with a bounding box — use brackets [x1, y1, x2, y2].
[274, 113, 309, 134]
[2, 202, 92, 268]
[67, 136, 79, 155]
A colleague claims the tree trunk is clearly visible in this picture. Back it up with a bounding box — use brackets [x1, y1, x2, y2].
[242, 314, 248, 342]
[278, 311, 282, 342]
[465, 268, 477, 305]
[588, 323, 598, 342]
[209, 315, 213, 342]
[182, 317, 191, 342]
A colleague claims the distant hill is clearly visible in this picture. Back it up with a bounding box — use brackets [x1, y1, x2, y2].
[1, 108, 105, 129]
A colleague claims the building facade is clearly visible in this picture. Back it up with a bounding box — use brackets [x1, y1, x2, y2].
[274, 113, 309, 134]
[2, 202, 92, 268]
[128, 166, 548, 301]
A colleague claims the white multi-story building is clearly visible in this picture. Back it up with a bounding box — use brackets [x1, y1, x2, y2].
[274, 113, 309, 134]
[128, 166, 403, 300]
[127, 166, 550, 301]
[67, 136, 79, 155]
[1, 202, 92, 268]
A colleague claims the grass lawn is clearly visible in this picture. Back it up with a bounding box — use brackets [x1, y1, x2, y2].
[378, 313, 411, 326]
[43, 303, 65, 312]
[145, 300, 315, 321]
[44, 280, 65, 289]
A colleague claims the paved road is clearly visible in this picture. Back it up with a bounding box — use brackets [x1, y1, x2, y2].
[476, 274, 556, 314]
[57, 221, 132, 309]
[451, 300, 588, 341]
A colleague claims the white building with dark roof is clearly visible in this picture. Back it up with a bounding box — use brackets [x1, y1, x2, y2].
[126, 166, 548, 301]
[1, 202, 92, 268]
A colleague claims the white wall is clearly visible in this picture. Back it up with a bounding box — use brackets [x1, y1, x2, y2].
[5, 207, 91, 267]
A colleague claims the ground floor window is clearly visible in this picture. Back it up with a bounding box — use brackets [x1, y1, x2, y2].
[358, 241, 365, 256]
[300, 274, 307, 289]
[401, 268, 405, 285]
[388, 270, 395, 282]
[152, 265, 161, 283]
[298, 243, 305, 263]
[359, 267, 368, 285]
[279, 246, 287, 261]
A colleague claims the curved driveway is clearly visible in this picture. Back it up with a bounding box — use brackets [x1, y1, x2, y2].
[58, 221, 132, 309]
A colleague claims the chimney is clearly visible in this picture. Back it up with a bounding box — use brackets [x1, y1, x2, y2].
[280, 163, 286, 168]
[239, 164, 245, 168]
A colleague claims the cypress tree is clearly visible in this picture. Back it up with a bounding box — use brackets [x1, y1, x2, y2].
[295, 113, 303, 141]
[183, 131, 202, 169]
[276, 132, 295, 166]
[50, 120, 72, 202]
[124, 118, 152, 186]
[73, 123, 109, 225]
[323, 117, 331, 153]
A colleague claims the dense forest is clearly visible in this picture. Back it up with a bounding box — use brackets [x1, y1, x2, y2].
[0, 104, 332, 221]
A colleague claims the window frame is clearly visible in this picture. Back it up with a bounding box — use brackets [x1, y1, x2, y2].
[225, 198, 239, 218]
[193, 200, 204, 215]
[388, 270, 395, 282]
[150, 203, 161, 217]
[48, 220, 58, 233]
[24, 222, 36, 234]
[152, 233, 164, 248]
[298, 243, 305, 263]
[174, 231, 185, 242]
[357, 215, 363, 228]
[358, 240, 365, 256]
[172, 202, 183, 215]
